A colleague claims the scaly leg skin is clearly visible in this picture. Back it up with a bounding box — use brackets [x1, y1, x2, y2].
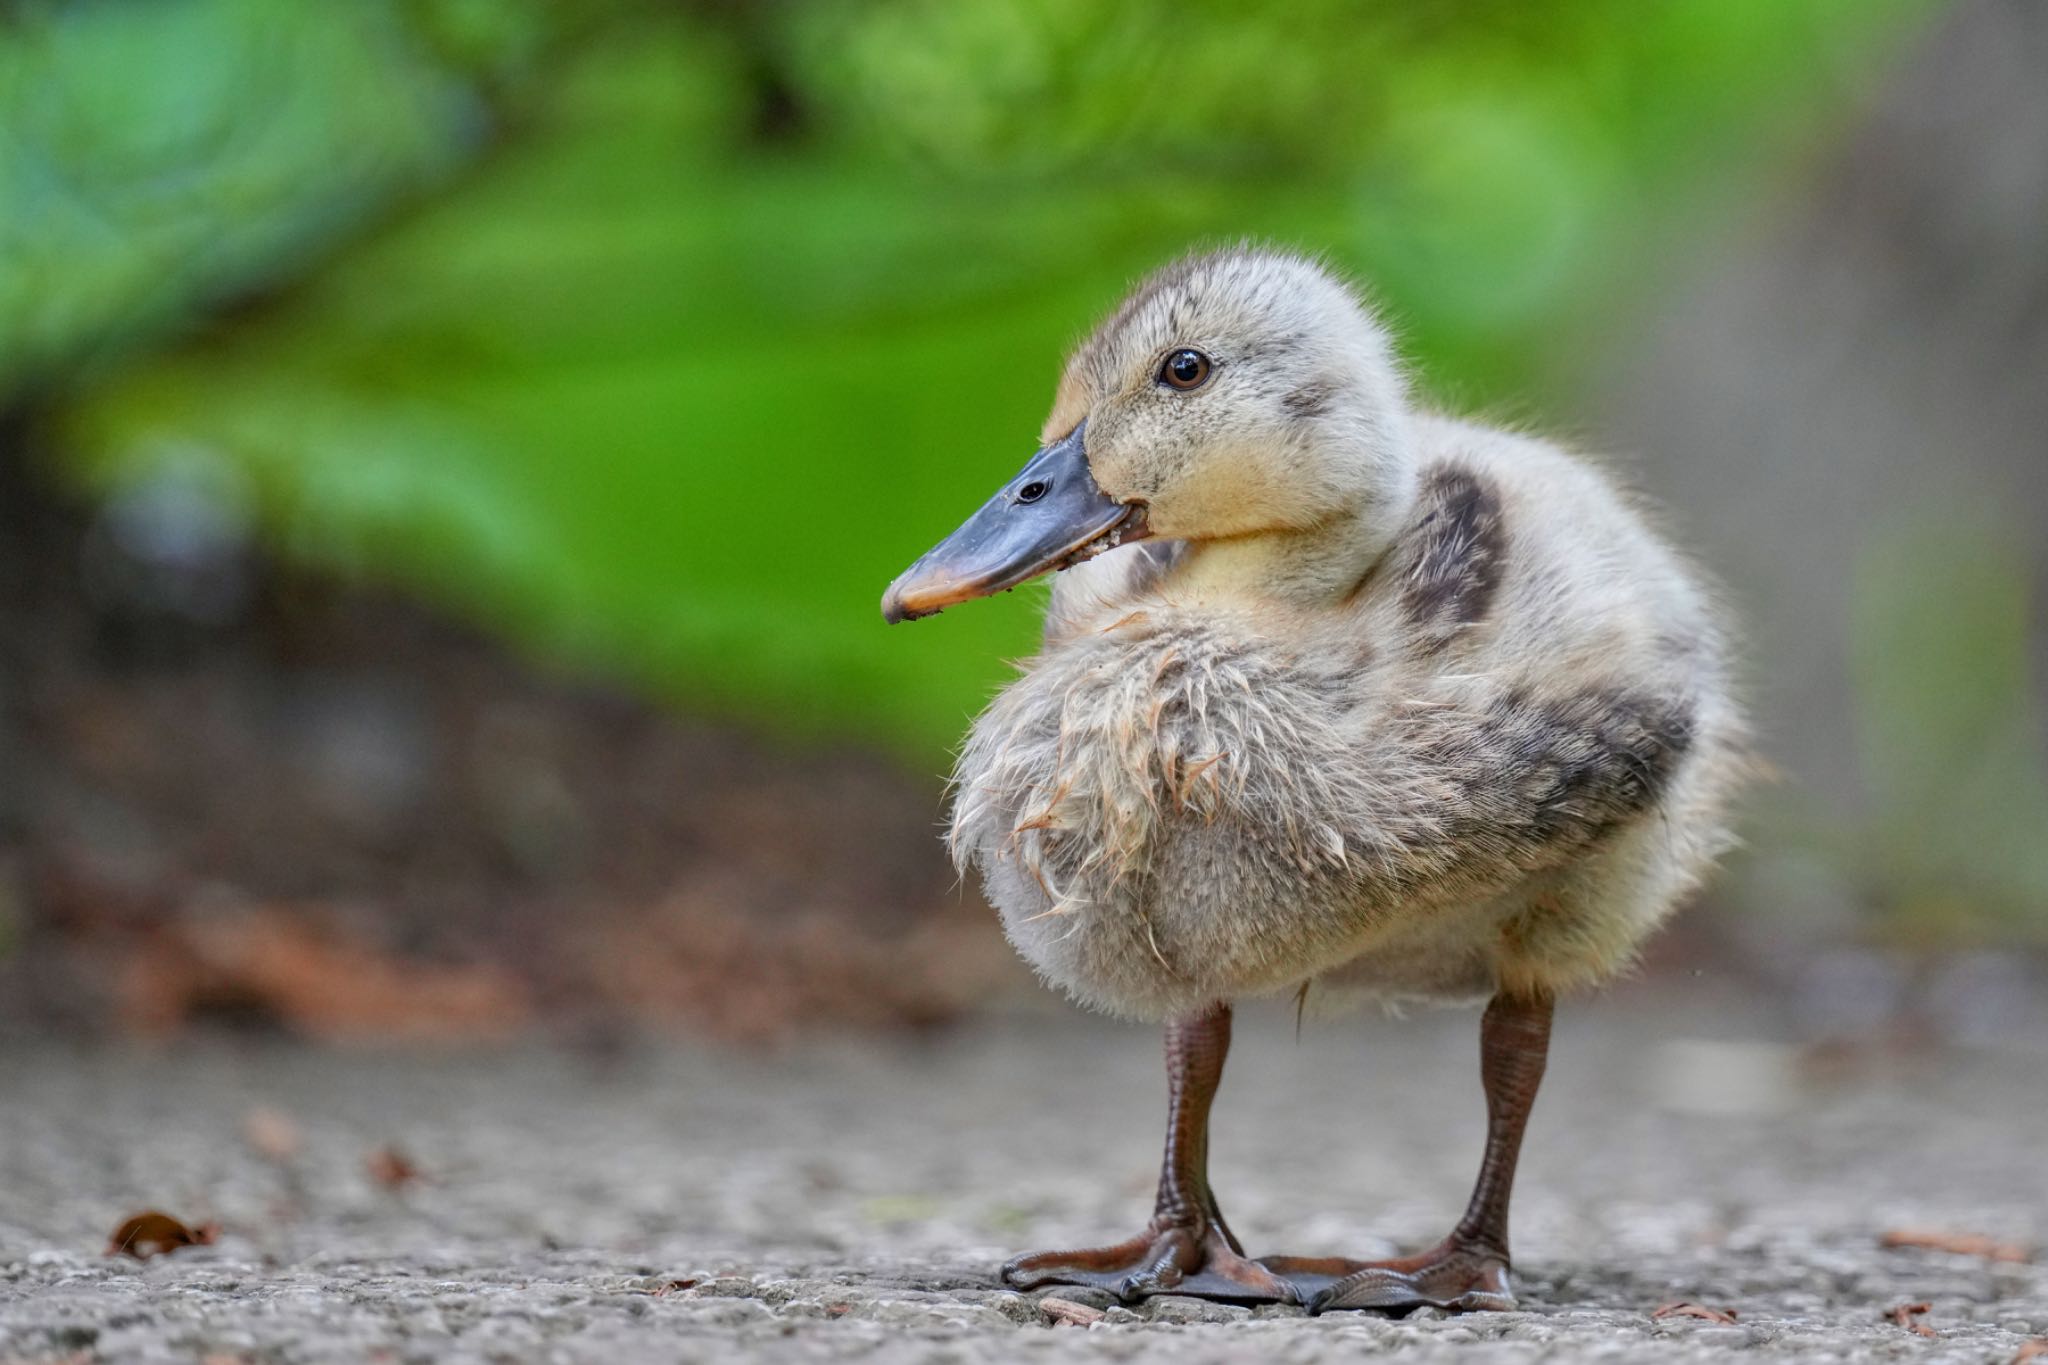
[1001, 1004, 1295, 1304]
[1260, 991, 1554, 1315]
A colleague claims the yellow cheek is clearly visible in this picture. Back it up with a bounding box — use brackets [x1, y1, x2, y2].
[1165, 454, 1278, 534]
[1077, 436, 1150, 505]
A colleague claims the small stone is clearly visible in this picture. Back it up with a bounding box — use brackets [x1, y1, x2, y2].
[775, 1300, 842, 1321]
[985, 1292, 1040, 1325]
[1148, 1296, 1251, 1324]
[694, 1276, 757, 1298]
[934, 1303, 1017, 1330]
[1039, 1295, 1106, 1327]
[856, 1298, 954, 1326]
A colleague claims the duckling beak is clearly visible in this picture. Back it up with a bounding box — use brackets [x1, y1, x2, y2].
[882, 421, 1145, 623]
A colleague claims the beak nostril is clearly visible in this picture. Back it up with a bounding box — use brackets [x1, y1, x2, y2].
[880, 416, 1124, 625]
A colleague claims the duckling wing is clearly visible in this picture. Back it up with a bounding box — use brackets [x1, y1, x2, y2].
[950, 598, 1703, 1018]
[1359, 679, 1699, 889]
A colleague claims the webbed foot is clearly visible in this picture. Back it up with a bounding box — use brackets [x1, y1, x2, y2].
[1260, 1238, 1514, 1314]
[1003, 1216, 1296, 1303]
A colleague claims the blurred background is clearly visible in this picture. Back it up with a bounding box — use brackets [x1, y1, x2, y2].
[2, 0, 2043, 1048]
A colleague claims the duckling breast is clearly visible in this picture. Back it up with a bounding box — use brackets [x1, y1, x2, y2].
[950, 605, 1381, 1019]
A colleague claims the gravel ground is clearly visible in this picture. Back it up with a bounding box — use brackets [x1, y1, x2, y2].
[3, 982, 2046, 1363]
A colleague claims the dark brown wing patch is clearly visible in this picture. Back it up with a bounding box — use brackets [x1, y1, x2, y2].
[1456, 686, 1697, 853]
[1403, 466, 1506, 647]
[1523, 688, 1695, 843]
[1369, 683, 1698, 898]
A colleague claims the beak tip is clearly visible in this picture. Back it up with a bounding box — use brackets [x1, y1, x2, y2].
[880, 579, 930, 624]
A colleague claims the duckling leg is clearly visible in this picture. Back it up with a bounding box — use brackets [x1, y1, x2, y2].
[1001, 1003, 1294, 1304]
[1261, 990, 1553, 1314]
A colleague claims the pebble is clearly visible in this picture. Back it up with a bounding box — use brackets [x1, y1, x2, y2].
[1147, 1297, 1251, 1324]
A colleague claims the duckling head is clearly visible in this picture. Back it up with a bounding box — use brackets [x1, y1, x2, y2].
[883, 247, 1415, 622]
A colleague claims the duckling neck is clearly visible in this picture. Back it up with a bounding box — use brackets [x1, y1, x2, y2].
[1171, 502, 1404, 610]
[1163, 482, 1417, 605]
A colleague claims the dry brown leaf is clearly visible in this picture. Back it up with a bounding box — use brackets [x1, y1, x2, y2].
[1887, 1302, 1936, 1338]
[1881, 1228, 2032, 1263]
[242, 1107, 302, 1163]
[1040, 1295, 1107, 1327]
[2009, 1339, 2048, 1364]
[1652, 1301, 1739, 1324]
[366, 1145, 420, 1189]
[651, 1278, 698, 1296]
[119, 908, 530, 1044]
[106, 1210, 219, 1259]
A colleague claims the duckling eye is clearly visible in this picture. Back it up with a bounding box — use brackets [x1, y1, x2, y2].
[1017, 480, 1049, 504]
[1160, 348, 1212, 391]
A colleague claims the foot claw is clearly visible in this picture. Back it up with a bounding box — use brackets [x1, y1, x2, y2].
[1114, 1268, 1174, 1302]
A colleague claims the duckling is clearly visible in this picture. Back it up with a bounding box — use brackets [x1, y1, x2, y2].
[881, 248, 1748, 1313]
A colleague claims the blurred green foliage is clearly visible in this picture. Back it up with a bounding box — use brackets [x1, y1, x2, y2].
[5, 0, 1933, 759]
[3, 0, 496, 390]
[1852, 519, 2048, 938]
